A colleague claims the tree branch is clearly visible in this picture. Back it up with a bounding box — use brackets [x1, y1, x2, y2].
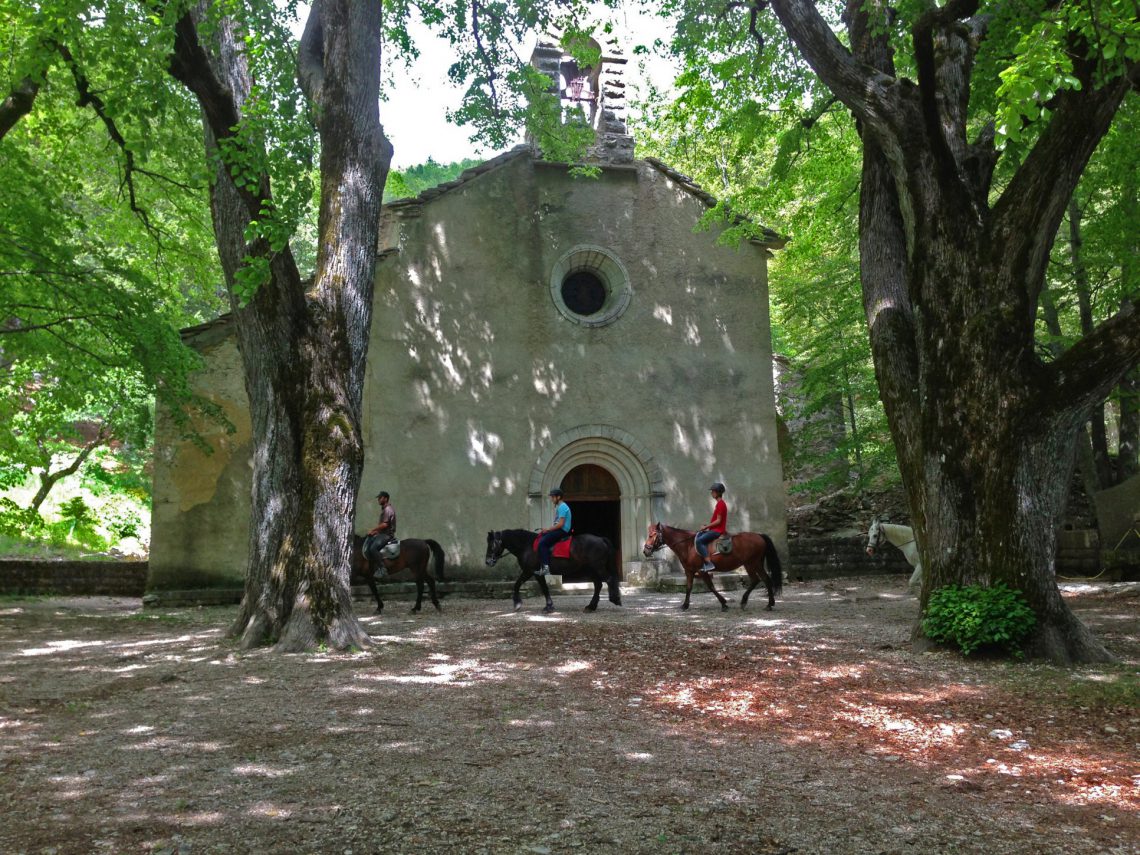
[910, 0, 981, 208]
[1046, 300, 1140, 417]
[298, 0, 325, 106]
[768, 0, 898, 136]
[0, 76, 42, 142]
[990, 62, 1138, 307]
[55, 42, 161, 242]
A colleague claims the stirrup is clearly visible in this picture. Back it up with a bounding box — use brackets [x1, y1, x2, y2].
[535, 565, 550, 577]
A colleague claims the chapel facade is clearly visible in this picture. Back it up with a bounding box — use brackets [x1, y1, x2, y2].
[147, 30, 788, 593]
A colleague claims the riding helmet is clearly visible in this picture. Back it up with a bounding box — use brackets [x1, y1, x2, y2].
[549, 487, 563, 497]
[709, 482, 726, 494]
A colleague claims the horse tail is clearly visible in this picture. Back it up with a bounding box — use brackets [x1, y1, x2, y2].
[761, 533, 783, 595]
[426, 539, 446, 582]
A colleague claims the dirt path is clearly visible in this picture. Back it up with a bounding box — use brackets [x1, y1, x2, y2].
[1, 577, 1137, 854]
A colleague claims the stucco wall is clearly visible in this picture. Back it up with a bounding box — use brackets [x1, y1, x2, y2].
[149, 326, 252, 591]
[364, 155, 786, 577]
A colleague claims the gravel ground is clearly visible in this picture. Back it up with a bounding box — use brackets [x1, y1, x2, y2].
[0, 576, 1137, 855]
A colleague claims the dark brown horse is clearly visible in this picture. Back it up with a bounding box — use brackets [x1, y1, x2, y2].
[351, 535, 445, 614]
[642, 522, 782, 611]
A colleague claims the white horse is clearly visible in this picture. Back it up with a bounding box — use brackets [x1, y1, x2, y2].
[866, 518, 922, 592]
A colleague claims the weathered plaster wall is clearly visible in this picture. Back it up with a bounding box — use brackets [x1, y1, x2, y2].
[149, 328, 252, 591]
[364, 155, 786, 577]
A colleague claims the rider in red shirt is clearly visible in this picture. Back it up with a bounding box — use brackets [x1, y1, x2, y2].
[695, 482, 727, 572]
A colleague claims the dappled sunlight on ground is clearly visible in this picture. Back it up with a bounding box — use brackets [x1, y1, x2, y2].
[0, 582, 1135, 854]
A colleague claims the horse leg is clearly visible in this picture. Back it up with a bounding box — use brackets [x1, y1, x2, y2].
[741, 566, 760, 609]
[908, 563, 922, 593]
[537, 575, 555, 614]
[681, 570, 694, 610]
[411, 577, 424, 613]
[607, 574, 622, 606]
[426, 575, 442, 611]
[700, 570, 729, 611]
[584, 578, 601, 612]
[365, 577, 383, 614]
[513, 572, 526, 611]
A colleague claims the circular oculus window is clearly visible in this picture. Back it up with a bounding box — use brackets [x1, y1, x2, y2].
[549, 245, 632, 327]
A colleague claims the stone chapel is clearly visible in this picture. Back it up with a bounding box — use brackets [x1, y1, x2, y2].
[147, 30, 788, 595]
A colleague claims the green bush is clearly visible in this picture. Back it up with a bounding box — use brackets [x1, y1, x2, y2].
[0, 498, 43, 538]
[100, 502, 143, 539]
[922, 582, 1037, 657]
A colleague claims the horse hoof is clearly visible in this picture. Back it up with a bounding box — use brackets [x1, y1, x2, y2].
[720, 603, 729, 612]
[610, 597, 622, 606]
[542, 605, 555, 615]
[680, 604, 689, 611]
[583, 604, 597, 613]
[514, 602, 522, 612]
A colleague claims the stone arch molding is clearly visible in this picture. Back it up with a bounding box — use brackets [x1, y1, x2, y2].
[528, 425, 664, 563]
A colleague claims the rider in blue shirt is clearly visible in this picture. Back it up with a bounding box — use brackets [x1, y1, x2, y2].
[536, 487, 571, 576]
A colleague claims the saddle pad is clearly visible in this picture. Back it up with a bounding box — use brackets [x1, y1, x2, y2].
[532, 535, 573, 559]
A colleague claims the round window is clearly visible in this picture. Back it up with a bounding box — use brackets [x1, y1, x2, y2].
[549, 245, 632, 327]
[561, 270, 607, 315]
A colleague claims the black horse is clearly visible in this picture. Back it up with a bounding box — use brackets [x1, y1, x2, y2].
[485, 529, 622, 614]
[351, 534, 445, 614]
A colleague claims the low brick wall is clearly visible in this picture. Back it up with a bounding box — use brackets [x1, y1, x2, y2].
[0, 560, 148, 597]
[790, 532, 1103, 581]
[789, 535, 912, 580]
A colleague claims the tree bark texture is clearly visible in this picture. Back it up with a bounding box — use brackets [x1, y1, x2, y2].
[169, 1, 390, 651]
[771, 0, 1140, 662]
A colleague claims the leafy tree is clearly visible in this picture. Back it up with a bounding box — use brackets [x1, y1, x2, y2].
[0, 0, 223, 521]
[384, 157, 484, 201]
[663, 0, 1140, 662]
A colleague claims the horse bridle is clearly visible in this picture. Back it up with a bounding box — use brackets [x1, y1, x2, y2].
[486, 531, 504, 565]
[643, 523, 677, 557]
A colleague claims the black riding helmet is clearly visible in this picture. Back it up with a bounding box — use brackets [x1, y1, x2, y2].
[549, 487, 563, 497]
[709, 482, 725, 495]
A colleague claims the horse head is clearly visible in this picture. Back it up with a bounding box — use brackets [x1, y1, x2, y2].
[485, 530, 504, 567]
[642, 522, 664, 558]
[866, 516, 886, 556]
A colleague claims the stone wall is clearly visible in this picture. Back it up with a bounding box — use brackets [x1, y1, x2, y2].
[789, 536, 912, 580]
[788, 532, 1103, 581]
[0, 560, 148, 597]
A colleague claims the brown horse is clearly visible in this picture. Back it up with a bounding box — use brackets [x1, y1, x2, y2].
[351, 535, 445, 614]
[642, 522, 782, 611]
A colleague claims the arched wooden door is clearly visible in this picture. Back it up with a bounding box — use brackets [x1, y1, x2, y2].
[561, 464, 621, 581]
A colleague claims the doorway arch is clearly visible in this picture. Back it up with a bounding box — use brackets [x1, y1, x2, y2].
[528, 425, 664, 579]
[561, 463, 621, 580]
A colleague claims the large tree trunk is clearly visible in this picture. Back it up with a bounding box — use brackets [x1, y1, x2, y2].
[770, 0, 1140, 663]
[170, 1, 388, 651]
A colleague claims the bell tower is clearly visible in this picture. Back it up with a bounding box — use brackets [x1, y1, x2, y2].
[528, 26, 634, 164]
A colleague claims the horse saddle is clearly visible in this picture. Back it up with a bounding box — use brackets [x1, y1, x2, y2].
[532, 534, 573, 560]
[379, 539, 401, 560]
[715, 534, 733, 555]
